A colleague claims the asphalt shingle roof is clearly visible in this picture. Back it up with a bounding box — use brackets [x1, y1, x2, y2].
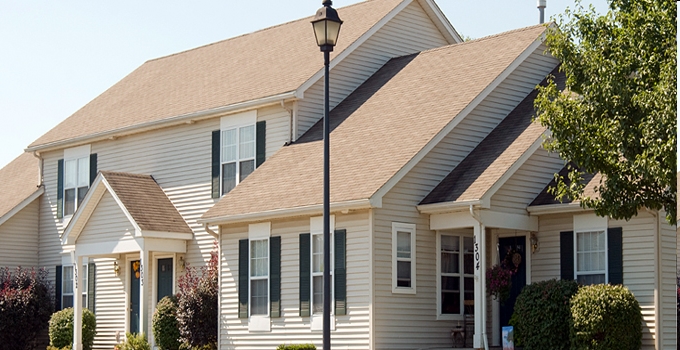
[0, 153, 41, 219]
[203, 24, 549, 221]
[29, 0, 405, 149]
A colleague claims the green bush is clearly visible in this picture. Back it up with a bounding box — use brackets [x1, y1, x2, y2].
[153, 295, 180, 350]
[509, 278, 578, 350]
[276, 345, 316, 350]
[116, 332, 151, 350]
[178, 343, 216, 350]
[0, 266, 54, 350]
[46, 346, 71, 350]
[570, 284, 642, 349]
[48, 307, 96, 350]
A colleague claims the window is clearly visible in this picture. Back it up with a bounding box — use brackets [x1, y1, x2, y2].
[63, 156, 89, 216]
[392, 223, 416, 293]
[62, 265, 88, 309]
[438, 233, 474, 318]
[221, 124, 256, 195]
[249, 239, 269, 316]
[312, 231, 333, 315]
[575, 230, 607, 285]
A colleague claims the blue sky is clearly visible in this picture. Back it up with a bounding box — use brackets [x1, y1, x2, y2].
[0, 0, 609, 169]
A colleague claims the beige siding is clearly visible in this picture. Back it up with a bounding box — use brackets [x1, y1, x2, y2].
[219, 212, 371, 349]
[296, 1, 450, 138]
[258, 105, 292, 159]
[659, 214, 676, 349]
[531, 213, 571, 282]
[491, 148, 565, 214]
[0, 198, 40, 268]
[92, 258, 126, 350]
[78, 192, 135, 245]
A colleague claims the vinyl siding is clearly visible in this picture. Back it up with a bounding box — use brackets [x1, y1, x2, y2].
[78, 192, 135, 245]
[296, 0, 450, 138]
[530, 213, 571, 282]
[219, 212, 371, 349]
[0, 198, 40, 268]
[91, 258, 125, 350]
[490, 147, 565, 214]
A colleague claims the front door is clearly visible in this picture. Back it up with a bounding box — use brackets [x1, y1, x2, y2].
[130, 260, 141, 333]
[157, 258, 173, 302]
[498, 237, 526, 334]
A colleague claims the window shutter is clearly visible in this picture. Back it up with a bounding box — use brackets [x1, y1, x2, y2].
[607, 227, 623, 285]
[256, 121, 266, 167]
[334, 229, 347, 316]
[89, 153, 98, 186]
[55, 265, 62, 310]
[238, 239, 249, 318]
[560, 231, 574, 280]
[211, 130, 221, 199]
[270, 236, 281, 318]
[299, 233, 311, 317]
[87, 263, 96, 313]
[57, 159, 64, 219]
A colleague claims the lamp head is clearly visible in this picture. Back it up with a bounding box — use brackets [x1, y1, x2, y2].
[312, 0, 343, 52]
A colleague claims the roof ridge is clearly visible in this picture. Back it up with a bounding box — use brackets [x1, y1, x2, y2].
[146, 0, 380, 64]
[100, 170, 152, 179]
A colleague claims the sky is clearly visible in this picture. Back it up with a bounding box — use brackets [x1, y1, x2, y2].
[0, 0, 610, 169]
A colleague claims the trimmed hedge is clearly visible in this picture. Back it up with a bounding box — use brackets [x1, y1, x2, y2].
[48, 308, 96, 350]
[116, 332, 151, 350]
[152, 295, 180, 350]
[570, 284, 641, 349]
[276, 345, 316, 350]
[509, 278, 579, 350]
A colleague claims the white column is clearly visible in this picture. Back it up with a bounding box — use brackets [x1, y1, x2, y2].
[139, 248, 150, 337]
[473, 223, 483, 349]
[72, 253, 84, 350]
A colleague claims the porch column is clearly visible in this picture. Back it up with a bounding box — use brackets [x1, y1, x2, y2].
[139, 248, 150, 336]
[72, 253, 84, 350]
[473, 223, 485, 349]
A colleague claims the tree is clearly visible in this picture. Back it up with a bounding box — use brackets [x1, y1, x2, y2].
[535, 0, 676, 223]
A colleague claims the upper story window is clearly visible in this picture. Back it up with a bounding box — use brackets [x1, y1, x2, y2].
[58, 145, 96, 219]
[212, 110, 266, 198]
[392, 222, 416, 294]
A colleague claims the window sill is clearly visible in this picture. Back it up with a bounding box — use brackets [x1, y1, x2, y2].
[310, 314, 335, 331]
[436, 314, 466, 321]
[392, 286, 416, 295]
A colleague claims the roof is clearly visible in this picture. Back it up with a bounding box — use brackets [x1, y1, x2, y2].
[529, 167, 602, 206]
[419, 69, 564, 206]
[203, 24, 549, 222]
[99, 171, 192, 234]
[0, 153, 41, 220]
[29, 0, 406, 150]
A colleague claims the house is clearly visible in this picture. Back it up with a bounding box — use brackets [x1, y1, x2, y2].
[0, 1, 675, 350]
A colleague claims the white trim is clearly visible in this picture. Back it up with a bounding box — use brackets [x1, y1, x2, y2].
[429, 209, 537, 231]
[573, 213, 608, 284]
[248, 237, 271, 331]
[200, 199, 370, 227]
[310, 215, 335, 235]
[309, 216, 336, 330]
[27, 92, 297, 153]
[417, 200, 484, 215]
[248, 222, 271, 240]
[0, 187, 43, 226]
[368, 209, 375, 350]
[436, 230, 475, 321]
[527, 202, 589, 215]
[392, 222, 416, 294]
[64, 144, 91, 160]
[220, 110, 257, 130]
[370, 38, 546, 205]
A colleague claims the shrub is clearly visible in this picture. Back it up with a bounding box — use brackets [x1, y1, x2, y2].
[0, 266, 54, 350]
[116, 332, 151, 350]
[177, 246, 218, 349]
[153, 295, 180, 350]
[509, 278, 578, 350]
[48, 307, 96, 350]
[570, 284, 642, 349]
[178, 343, 216, 350]
[276, 344, 316, 350]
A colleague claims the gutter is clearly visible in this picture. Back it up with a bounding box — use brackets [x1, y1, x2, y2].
[526, 202, 587, 215]
[199, 199, 373, 227]
[26, 91, 299, 153]
[417, 199, 486, 215]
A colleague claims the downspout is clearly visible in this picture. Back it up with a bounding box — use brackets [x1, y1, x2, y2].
[32, 151, 44, 187]
[281, 100, 294, 144]
[204, 224, 218, 239]
[470, 205, 489, 350]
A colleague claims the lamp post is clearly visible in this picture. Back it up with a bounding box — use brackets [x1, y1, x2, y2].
[311, 2, 342, 349]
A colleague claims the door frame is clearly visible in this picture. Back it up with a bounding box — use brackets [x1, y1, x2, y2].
[152, 253, 177, 312]
[490, 231, 532, 347]
[125, 254, 141, 334]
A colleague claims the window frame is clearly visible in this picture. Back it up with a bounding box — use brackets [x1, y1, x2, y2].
[573, 229, 608, 285]
[246, 222, 272, 332]
[436, 232, 475, 321]
[62, 264, 88, 309]
[220, 111, 257, 195]
[392, 222, 416, 294]
[62, 145, 91, 218]
[248, 238, 270, 318]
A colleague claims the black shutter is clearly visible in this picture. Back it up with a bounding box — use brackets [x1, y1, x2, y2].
[607, 227, 623, 285]
[89, 153, 98, 185]
[238, 239, 249, 318]
[87, 263, 96, 313]
[256, 121, 266, 167]
[55, 265, 62, 310]
[299, 233, 311, 317]
[270, 236, 281, 318]
[560, 231, 574, 280]
[334, 229, 347, 316]
[211, 130, 221, 199]
[57, 159, 64, 219]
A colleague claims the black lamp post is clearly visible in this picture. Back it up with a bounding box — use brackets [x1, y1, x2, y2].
[311, 2, 342, 349]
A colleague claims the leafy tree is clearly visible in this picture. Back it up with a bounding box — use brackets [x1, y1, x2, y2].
[535, 0, 676, 223]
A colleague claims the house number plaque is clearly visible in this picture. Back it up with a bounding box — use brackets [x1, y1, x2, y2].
[474, 241, 480, 270]
[74, 265, 78, 289]
[140, 263, 144, 286]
